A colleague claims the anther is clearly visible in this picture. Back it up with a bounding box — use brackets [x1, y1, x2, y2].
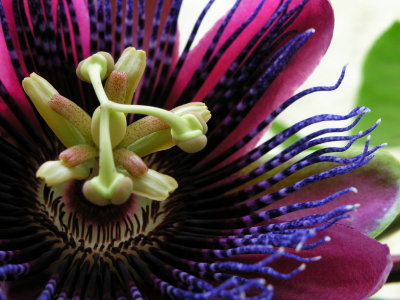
[114, 148, 148, 177]
[130, 169, 178, 201]
[37, 161, 90, 186]
[114, 47, 146, 104]
[105, 71, 129, 104]
[59, 144, 98, 167]
[49, 94, 93, 142]
[126, 129, 174, 157]
[119, 116, 170, 147]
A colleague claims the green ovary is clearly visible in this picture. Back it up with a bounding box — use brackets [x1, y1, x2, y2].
[23, 47, 211, 207]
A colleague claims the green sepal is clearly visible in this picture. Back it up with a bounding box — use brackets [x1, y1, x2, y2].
[22, 73, 86, 147]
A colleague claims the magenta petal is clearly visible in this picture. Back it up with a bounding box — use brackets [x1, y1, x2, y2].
[0, 5, 36, 128]
[169, 0, 334, 159]
[266, 224, 392, 300]
[71, 0, 90, 58]
[263, 152, 400, 237]
[215, 0, 335, 161]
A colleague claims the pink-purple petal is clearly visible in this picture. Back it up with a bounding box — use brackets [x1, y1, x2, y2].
[212, 0, 335, 162]
[71, 0, 90, 58]
[169, 0, 334, 161]
[268, 224, 392, 300]
[0, 19, 34, 130]
[262, 151, 400, 237]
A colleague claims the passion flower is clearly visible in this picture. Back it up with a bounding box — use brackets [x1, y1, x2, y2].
[0, 0, 398, 299]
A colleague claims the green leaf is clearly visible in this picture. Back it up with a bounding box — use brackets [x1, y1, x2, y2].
[353, 21, 400, 146]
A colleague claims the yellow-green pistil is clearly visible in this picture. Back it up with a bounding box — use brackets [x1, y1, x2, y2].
[22, 48, 211, 206]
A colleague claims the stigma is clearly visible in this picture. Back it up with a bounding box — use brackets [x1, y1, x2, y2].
[22, 48, 211, 206]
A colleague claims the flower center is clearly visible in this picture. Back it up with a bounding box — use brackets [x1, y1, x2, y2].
[23, 48, 211, 207]
[39, 180, 164, 248]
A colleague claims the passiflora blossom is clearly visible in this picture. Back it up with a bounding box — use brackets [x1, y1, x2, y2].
[0, 0, 399, 299]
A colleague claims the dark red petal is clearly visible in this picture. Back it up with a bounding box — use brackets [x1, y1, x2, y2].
[236, 224, 392, 300]
[270, 224, 392, 300]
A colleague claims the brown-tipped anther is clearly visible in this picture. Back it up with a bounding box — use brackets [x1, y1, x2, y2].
[59, 144, 98, 167]
[120, 116, 170, 147]
[105, 71, 128, 104]
[176, 135, 207, 153]
[49, 94, 93, 142]
[114, 148, 148, 177]
[114, 47, 146, 104]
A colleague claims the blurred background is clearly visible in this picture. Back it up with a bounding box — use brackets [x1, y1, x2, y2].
[179, 0, 400, 298]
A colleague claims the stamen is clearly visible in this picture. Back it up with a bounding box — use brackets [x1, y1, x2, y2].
[104, 71, 129, 104]
[36, 161, 90, 186]
[114, 148, 148, 177]
[126, 129, 174, 157]
[22, 73, 85, 147]
[48, 94, 92, 143]
[113, 47, 146, 105]
[59, 144, 98, 167]
[120, 116, 170, 147]
[130, 169, 178, 201]
[23, 48, 211, 206]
